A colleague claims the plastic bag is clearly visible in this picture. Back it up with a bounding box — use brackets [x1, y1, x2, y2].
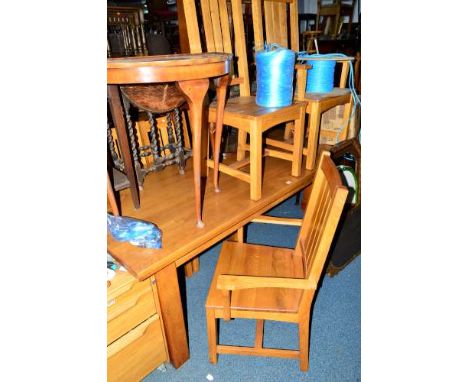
[107, 214, 162, 249]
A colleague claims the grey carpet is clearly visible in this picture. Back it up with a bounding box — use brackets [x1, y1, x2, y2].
[143, 195, 361, 382]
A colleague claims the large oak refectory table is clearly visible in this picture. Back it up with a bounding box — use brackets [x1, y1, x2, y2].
[107, 156, 314, 369]
[107, 53, 231, 227]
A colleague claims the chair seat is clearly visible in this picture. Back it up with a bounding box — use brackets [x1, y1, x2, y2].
[206, 241, 305, 313]
[209, 96, 305, 123]
[304, 87, 351, 102]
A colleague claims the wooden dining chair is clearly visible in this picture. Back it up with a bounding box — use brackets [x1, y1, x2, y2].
[205, 151, 348, 371]
[248, 0, 354, 171]
[289, 55, 354, 170]
[182, 0, 307, 201]
[316, 0, 355, 38]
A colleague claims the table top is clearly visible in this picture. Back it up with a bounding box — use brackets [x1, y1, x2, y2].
[107, 53, 232, 84]
[107, 156, 313, 280]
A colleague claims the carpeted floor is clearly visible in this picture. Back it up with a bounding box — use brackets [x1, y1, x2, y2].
[143, 195, 361, 382]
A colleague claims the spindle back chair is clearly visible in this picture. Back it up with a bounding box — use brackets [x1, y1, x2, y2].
[205, 151, 348, 371]
[107, 5, 148, 57]
[182, 0, 307, 201]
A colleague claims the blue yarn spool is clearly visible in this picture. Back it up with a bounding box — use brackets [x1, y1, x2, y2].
[300, 53, 336, 93]
[255, 44, 296, 107]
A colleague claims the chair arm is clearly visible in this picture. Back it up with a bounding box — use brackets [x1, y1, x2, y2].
[217, 274, 316, 291]
[251, 215, 302, 226]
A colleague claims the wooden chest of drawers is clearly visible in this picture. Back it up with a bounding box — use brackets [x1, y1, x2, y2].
[107, 271, 168, 381]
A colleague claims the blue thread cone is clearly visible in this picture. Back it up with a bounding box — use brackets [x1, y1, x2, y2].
[256, 45, 295, 107]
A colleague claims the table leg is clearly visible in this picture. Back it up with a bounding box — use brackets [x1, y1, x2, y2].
[107, 85, 140, 209]
[177, 79, 210, 228]
[155, 263, 189, 368]
[213, 74, 230, 193]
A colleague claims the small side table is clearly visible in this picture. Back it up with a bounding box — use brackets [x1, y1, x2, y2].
[107, 53, 231, 227]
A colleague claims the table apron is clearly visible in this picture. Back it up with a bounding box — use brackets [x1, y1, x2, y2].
[108, 62, 230, 84]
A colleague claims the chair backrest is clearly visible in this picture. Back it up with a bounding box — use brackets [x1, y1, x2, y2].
[251, 0, 300, 52]
[294, 151, 349, 287]
[183, 0, 251, 96]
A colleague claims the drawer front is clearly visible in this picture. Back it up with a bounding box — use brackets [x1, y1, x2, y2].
[107, 278, 157, 345]
[107, 314, 167, 382]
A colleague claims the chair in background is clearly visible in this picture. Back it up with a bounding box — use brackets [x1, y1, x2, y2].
[182, 0, 307, 201]
[316, 0, 355, 38]
[302, 30, 322, 53]
[107, 5, 148, 57]
[290, 55, 354, 170]
[204, 151, 348, 371]
[257, 1, 355, 170]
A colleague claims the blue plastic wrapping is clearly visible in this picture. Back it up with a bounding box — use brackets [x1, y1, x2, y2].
[107, 214, 162, 249]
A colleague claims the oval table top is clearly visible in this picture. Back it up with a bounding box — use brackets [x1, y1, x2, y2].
[107, 53, 232, 84]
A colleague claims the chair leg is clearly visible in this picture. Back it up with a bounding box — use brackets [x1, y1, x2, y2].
[334, 12, 340, 37]
[298, 314, 311, 372]
[228, 226, 244, 243]
[206, 308, 218, 364]
[291, 107, 305, 177]
[184, 261, 193, 277]
[184, 257, 200, 277]
[255, 319, 264, 349]
[249, 127, 263, 201]
[339, 98, 353, 142]
[283, 121, 294, 142]
[237, 130, 248, 161]
[347, 13, 353, 35]
[305, 103, 321, 170]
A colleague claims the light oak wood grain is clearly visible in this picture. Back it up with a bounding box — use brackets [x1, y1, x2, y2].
[107, 276, 157, 345]
[107, 314, 167, 382]
[107, 156, 313, 280]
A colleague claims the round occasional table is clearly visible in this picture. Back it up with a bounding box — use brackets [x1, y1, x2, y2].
[108, 53, 232, 227]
